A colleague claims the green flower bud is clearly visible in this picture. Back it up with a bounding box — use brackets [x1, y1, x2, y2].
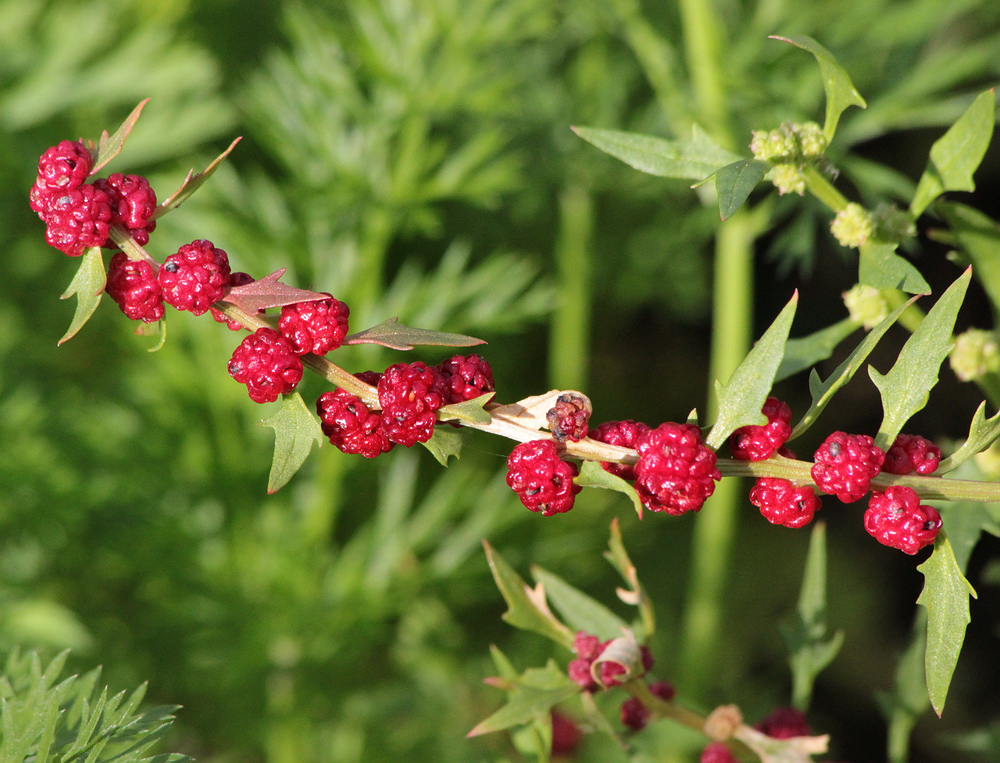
[843, 284, 889, 329]
[750, 128, 789, 162]
[950, 329, 1000, 382]
[795, 122, 827, 158]
[872, 202, 916, 244]
[831, 203, 874, 248]
[767, 164, 806, 196]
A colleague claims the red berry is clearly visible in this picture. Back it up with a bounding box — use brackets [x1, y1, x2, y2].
[729, 396, 793, 461]
[210, 272, 256, 330]
[864, 486, 942, 554]
[883, 434, 942, 476]
[377, 361, 447, 446]
[43, 183, 112, 256]
[506, 439, 581, 516]
[546, 393, 592, 442]
[621, 696, 650, 731]
[634, 422, 720, 515]
[811, 431, 885, 503]
[754, 706, 811, 739]
[228, 327, 303, 403]
[436, 354, 495, 404]
[700, 742, 738, 763]
[573, 631, 603, 661]
[158, 239, 231, 315]
[30, 140, 93, 218]
[105, 252, 164, 323]
[550, 711, 582, 757]
[279, 295, 350, 356]
[589, 420, 651, 481]
[94, 173, 157, 246]
[316, 384, 394, 458]
[749, 477, 820, 528]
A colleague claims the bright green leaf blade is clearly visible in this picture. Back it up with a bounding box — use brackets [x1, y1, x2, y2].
[58, 247, 106, 345]
[571, 124, 742, 180]
[938, 401, 1000, 475]
[153, 137, 242, 220]
[468, 661, 578, 737]
[706, 292, 797, 450]
[482, 541, 574, 648]
[776, 318, 858, 383]
[531, 566, 629, 641]
[257, 392, 324, 494]
[770, 35, 866, 142]
[714, 159, 769, 220]
[437, 393, 493, 425]
[91, 99, 150, 174]
[344, 317, 486, 350]
[917, 533, 977, 717]
[910, 90, 996, 218]
[870, 268, 971, 449]
[574, 460, 643, 517]
[420, 427, 463, 465]
[937, 201, 1000, 315]
[791, 296, 918, 440]
[858, 242, 931, 294]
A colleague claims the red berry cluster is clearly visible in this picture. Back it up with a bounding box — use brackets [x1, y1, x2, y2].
[566, 631, 655, 693]
[506, 439, 581, 516]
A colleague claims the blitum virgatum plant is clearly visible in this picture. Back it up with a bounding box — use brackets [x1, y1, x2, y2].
[28, 36, 1000, 762]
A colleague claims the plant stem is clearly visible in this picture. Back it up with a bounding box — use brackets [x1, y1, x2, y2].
[802, 164, 849, 212]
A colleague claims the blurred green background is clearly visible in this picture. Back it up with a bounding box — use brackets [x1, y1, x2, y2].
[3, 0, 1000, 760]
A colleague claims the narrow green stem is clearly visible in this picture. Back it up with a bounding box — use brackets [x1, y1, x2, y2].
[548, 185, 593, 389]
[679, 0, 732, 148]
[802, 164, 849, 213]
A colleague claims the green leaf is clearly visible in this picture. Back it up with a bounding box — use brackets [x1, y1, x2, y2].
[770, 35, 866, 143]
[713, 159, 769, 220]
[938, 400, 1000, 475]
[420, 426, 463, 465]
[775, 318, 858, 383]
[482, 541, 574, 648]
[530, 566, 629, 641]
[870, 268, 971, 449]
[257, 392, 324, 494]
[90, 99, 150, 174]
[879, 612, 930, 763]
[344, 317, 486, 351]
[468, 660, 578, 738]
[791, 296, 918, 440]
[858, 242, 931, 294]
[706, 292, 797, 450]
[58, 247, 106, 346]
[917, 533, 977, 717]
[910, 90, 996, 219]
[937, 201, 1000, 315]
[603, 519, 655, 637]
[153, 137, 242, 219]
[437, 393, 493, 425]
[780, 522, 844, 710]
[574, 460, 643, 517]
[571, 124, 742, 180]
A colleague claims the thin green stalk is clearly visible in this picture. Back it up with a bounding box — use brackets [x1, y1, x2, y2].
[548, 184, 593, 389]
[679, 0, 732, 149]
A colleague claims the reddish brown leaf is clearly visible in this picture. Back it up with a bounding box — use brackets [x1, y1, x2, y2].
[221, 269, 329, 314]
[154, 136, 242, 219]
[90, 99, 151, 174]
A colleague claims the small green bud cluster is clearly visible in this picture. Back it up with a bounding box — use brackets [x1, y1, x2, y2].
[950, 329, 1000, 382]
[750, 121, 827, 197]
[830, 203, 874, 248]
[842, 284, 889, 329]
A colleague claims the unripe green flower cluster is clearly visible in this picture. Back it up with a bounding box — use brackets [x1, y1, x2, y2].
[950, 329, 1000, 382]
[831, 203, 874, 248]
[843, 284, 889, 329]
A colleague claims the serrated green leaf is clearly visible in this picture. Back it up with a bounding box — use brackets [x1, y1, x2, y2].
[437, 393, 493, 425]
[870, 268, 971, 449]
[791, 296, 918, 440]
[344, 317, 486, 351]
[420, 426, 463, 465]
[90, 99, 150, 174]
[917, 534, 977, 717]
[530, 566, 629, 641]
[468, 661, 578, 738]
[781, 522, 844, 710]
[574, 460, 643, 517]
[910, 90, 995, 218]
[770, 35, 866, 142]
[571, 124, 742, 180]
[939, 501, 1000, 574]
[482, 541, 574, 648]
[153, 137, 242, 219]
[58, 248, 106, 346]
[257, 392, 324, 494]
[775, 318, 858, 383]
[937, 202, 1000, 316]
[713, 159, 769, 220]
[706, 292, 797, 450]
[938, 401, 1000, 474]
[858, 242, 931, 294]
[603, 519, 654, 637]
[879, 612, 929, 763]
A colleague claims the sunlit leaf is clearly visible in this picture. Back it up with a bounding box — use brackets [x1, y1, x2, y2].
[938, 401, 1000, 475]
[917, 534, 977, 717]
[574, 460, 643, 518]
[437, 393, 493, 425]
[870, 268, 970, 449]
[221, 269, 329, 314]
[257, 392, 324, 494]
[58, 247, 106, 345]
[770, 35, 866, 142]
[344, 317, 486, 351]
[858, 242, 931, 294]
[90, 99, 150, 174]
[153, 137, 243, 219]
[420, 426, 463, 465]
[910, 90, 995, 218]
[706, 292, 797, 450]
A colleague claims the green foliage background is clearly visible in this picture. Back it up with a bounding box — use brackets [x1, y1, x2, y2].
[3, 0, 1000, 760]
